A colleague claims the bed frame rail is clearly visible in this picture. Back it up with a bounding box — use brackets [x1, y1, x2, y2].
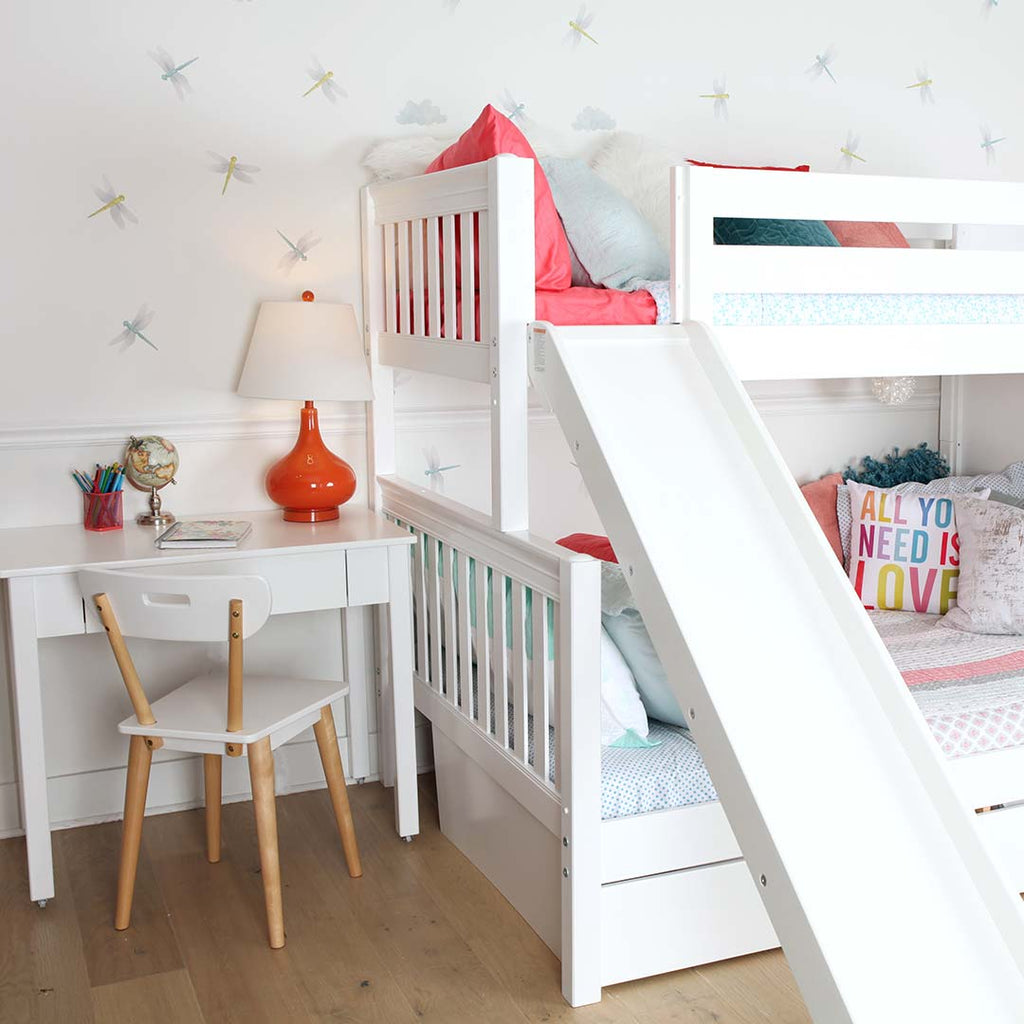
[378, 474, 603, 1004]
[362, 156, 536, 532]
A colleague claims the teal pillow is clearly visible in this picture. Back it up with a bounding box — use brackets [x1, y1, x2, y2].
[541, 157, 669, 290]
[601, 608, 687, 728]
[714, 218, 840, 247]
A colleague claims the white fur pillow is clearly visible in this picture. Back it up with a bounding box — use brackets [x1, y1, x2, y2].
[591, 133, 688, 254]
[361, 135, 453, 181]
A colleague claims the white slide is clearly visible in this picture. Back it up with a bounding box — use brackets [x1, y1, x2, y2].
[528, 321, 1024, 1023]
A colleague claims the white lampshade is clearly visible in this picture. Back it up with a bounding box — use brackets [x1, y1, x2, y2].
[237, 301, 373, 402]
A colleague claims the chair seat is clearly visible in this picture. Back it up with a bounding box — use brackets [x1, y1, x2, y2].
[118, 673, 348, 745]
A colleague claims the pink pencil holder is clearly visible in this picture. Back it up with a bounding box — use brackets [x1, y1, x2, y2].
[83, 491, 123, 532]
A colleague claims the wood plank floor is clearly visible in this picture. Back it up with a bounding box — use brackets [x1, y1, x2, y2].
[0, 775, 811, 1023]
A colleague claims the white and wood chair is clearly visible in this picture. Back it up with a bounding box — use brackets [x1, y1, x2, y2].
[78, 568, 362, 949]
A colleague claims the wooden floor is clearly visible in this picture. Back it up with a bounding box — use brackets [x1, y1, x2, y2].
[0, 774, 811, 1023]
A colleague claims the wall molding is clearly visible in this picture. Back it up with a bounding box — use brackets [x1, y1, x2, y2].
[0, 380, 938, 452]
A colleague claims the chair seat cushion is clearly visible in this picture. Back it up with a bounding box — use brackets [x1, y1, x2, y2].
[118, 673, 347, 745]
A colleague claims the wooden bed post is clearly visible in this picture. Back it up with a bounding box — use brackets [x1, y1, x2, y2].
[558, 555, 603, 1006]
[486, 155, 534, 534]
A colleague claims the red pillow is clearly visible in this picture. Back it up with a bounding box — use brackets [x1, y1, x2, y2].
[799, 473, 844, 563]
[557, 533, 618, 563]
[825, 221, 909, 248]
[426, 106, 572, 291]
[688, 159, 810, 172]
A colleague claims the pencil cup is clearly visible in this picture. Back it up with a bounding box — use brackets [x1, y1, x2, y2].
[83, 491, 123, 532]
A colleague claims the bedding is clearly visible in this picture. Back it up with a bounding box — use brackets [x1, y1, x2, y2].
[873, 610, 1024, 758]
[536, 285, 659, 326]
[715, 292, 1024, 328]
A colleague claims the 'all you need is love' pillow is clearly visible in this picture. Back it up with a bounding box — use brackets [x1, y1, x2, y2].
[845, 481, 987, 614]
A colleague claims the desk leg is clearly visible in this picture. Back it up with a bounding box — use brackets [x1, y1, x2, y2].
[5, 578, 55, 904]
[387, 546, 418, 839]
[342, 607, 371, 783]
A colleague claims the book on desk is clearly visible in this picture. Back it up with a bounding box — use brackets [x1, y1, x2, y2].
[155, 519, 253, 549]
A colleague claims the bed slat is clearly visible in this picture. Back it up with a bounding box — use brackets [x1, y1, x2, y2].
[474, 559, 491, 730]
[493, 569, 509, 747]
[456, 550, 473, 718]
[443, 215, 457, 340]
[397, 221, 411, 335]
[427, 535, 443, 692]
[412, 528, 428, 681]
[412, 219, 425, 337]
[383, 222, 397, 335]
[427, 217, 441, 338]
[460, 213, 475, 343]
[478, 210, 490, 347]
[441, 542, 457, 704]
[531, 591, 550, 781]
[511, 580, 528, 764]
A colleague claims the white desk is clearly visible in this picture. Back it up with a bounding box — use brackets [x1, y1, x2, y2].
[0, 508, 418, 905]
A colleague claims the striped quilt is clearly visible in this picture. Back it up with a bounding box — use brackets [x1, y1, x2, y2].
[872, 610, 1024, 758]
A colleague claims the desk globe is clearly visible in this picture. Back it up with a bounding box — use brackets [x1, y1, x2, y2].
[125, 435, 179, 526]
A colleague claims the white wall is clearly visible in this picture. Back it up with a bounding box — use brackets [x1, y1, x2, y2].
[2, 0, 1014, 832]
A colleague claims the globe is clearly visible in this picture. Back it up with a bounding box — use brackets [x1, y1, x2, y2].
[125, 435, 179, 491]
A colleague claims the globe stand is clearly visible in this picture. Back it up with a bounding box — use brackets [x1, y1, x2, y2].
[136, 485, 175, 527]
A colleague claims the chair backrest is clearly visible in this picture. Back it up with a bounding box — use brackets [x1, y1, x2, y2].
[78, 570, 272, 641]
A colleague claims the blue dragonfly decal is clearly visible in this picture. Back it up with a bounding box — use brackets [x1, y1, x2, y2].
[277, 229, 321, 271]
[111, 305, 157, 351]
[808, 46, 837, 83]
[423, 447, 459, 493]
[500, 89, 526, 123]
[151, 48, 198, 100]
[981, 125, 1007, 164]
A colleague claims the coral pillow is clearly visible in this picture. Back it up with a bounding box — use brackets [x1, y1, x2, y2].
[800, 473, 844, 563]
[826, 221, 909, 248]
[557, 533, 617, 563]
[846, 481, 987, 614]
[426, 105, 572, 291]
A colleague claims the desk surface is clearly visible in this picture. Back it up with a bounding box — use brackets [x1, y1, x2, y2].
[0, 507, 414, 578]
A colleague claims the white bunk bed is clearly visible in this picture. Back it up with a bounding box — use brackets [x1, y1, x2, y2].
[361, 157, 1024, 1017]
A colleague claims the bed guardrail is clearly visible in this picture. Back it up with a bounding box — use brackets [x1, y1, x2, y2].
[362, 155, 536, 532]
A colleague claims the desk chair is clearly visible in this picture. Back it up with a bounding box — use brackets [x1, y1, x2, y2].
[78, 569, 362, 948]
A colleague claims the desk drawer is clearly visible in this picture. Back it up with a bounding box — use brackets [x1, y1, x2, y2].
[35, 573, 86, 637]
[84, 551, 348, 633]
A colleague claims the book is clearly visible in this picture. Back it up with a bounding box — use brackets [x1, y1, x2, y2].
[155, 519, 253, 549]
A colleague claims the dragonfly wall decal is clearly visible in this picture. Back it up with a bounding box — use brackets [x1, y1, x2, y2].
[304, 59, 346, 103]
[499, 89, 526, 122]
[88, 177, 138, 229]
[208, 153, 260, 195]
[839, 132, 867, 170]
[981, 125, 1007, 164]
[907, 67, 935, 104]
[700, 78, 729, 120]
[111, 305, 157, 351]
[808, 46, 837, 84]
[423, 447, 460, 493]
[564, 5, 598, 46]
[150, 48, 198, 100]
[277, 229, 321, 270]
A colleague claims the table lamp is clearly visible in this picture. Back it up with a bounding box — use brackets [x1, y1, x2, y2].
[237, 292, 373, 522]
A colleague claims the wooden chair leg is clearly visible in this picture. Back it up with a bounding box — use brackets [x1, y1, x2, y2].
[313, 705, 363, 878]
[115, 734, 153, 931]
[203, 754, 222, 864]
[247, 737, 285, 949]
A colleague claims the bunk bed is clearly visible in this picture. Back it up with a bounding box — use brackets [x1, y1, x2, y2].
[361, 152, 1024, 1019]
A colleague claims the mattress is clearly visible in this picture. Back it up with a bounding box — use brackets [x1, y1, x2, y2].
[872, 610, 1024, 758]
[535, 285, 659, 326]
[714, 292, 1024, 327]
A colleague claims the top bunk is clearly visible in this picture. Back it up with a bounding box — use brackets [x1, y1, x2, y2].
[362, 154, 1024, 383]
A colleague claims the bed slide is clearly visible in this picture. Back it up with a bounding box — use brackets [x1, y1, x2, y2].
[528, 321, 1024, 1023]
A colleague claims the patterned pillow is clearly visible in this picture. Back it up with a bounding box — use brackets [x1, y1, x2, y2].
[837, 460, 1024, 565]
[846, 480, 985, 614]
[945, 497, 1024, 634]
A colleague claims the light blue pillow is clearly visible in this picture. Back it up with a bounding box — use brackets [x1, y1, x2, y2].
[601, 608, 687, 728]
[541, 157, 669, 290]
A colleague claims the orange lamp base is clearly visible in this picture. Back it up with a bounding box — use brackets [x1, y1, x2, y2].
[265, 401, 356, 523]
